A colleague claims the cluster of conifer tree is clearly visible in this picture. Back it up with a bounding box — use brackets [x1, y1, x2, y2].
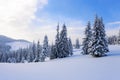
[0, 15, 110, 63]
[0, 24, 73, 63]
[50, 24, 73, 59]
[0, 36, 50, 63]
[82, 15, 109, 57]
[108, 30, 120, 45]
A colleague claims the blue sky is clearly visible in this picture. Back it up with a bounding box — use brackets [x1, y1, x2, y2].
[0, 0, 120, 43]
[36, 0, 120, 23]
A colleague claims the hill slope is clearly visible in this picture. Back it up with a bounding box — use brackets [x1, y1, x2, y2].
[0, 45, 120, 80]
[0, 35, 31, 51]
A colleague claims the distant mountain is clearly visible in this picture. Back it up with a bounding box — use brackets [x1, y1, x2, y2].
[0, 35, 15, 44]
[0, 35, 31, 51]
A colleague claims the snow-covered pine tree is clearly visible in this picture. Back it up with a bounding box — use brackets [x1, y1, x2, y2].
[26, 51, 31, 63]
[34, 41, 42, 62]
[54, 23, 60, 58]
[1, 52, 8, 63]
[50, 24, 61, 59]
[108, 35, 118, 45]
[89, 16, 109, 57]
[82, 21, 92, 55]
[118, 30, 120, 44]
[40, 35, 49, 62]
[32, 41, 37, 61]
[50, 44, 56, 60]
[20, 49, 25, 63]
[0, 52, 3, 62]
[68, 38, 73, 56]
[36, 41, 42, 62]
[31, 45, 35, 62]
[16, 49, 22, 63]
[58, 24, 69, 58]
[7, 51, 16, 63]
[100, 17, 109, 53]
[75, 38, 80, 49]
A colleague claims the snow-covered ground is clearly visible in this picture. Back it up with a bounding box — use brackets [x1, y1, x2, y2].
[0, 45, 120, 80]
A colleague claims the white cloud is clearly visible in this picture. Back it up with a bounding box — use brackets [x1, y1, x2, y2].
[0, 0, 87, 44]
[0, 0, 119, 45]
[0, 0, 48, 40]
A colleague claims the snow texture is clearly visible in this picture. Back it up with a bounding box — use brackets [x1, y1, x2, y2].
[0, 45, 120, 80]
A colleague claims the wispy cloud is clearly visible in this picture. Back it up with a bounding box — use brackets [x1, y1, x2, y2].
[0, 0, 48, 40]
[107, 21, 120, 25]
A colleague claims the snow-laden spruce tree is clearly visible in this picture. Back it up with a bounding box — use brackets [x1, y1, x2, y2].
[118, 30, 120, 44]
[26, 51, 31, 63]
[40, 35, 49, 62]
[50, 24, 60, 59]
[37, 41, 42, 61]
[82, 21, 92, 55]
[68, 38, 73, 56]
[100, 17, 109, 53]
[34, 41, 42, 62]
[54, 24, 60, 58]
[89, 16, 109, 57]
[75, 38, 80, 49]
[16, 50, 22, 63]
[58, 24, 69, 58]
[50, 44, 56, 59]
[32, 41, 37, 61]
[7, 52, 16, 63]
[27, 45, 35, 62]
[1, 52, 8, 62]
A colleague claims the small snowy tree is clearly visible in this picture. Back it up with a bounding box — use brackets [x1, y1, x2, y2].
[20, 49, 25, 63]
[32, 41, 37, 61]
[1, 53, 8, 63]
[34, 41, 42, 62]
[118, 30, 120, 44]
[75, 39, 80, 49]
[89, 16, 109, 57]
[68, 38, 73, 56]
[7, 51, 16, 63]
[40, 35, 49, 62]
[16, 50, 22, 63]
[50, 44, 56, 60]
[82, 21, 92, 55]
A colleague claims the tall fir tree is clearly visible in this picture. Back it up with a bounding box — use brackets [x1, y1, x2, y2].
[89, 15, 109, 57]
[99, 17, 109, 53]
[82, 21, 92, 55]
[58, 24, 69, 58]
[55, 24, 60, 58]
[50, 24, 60, 59]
